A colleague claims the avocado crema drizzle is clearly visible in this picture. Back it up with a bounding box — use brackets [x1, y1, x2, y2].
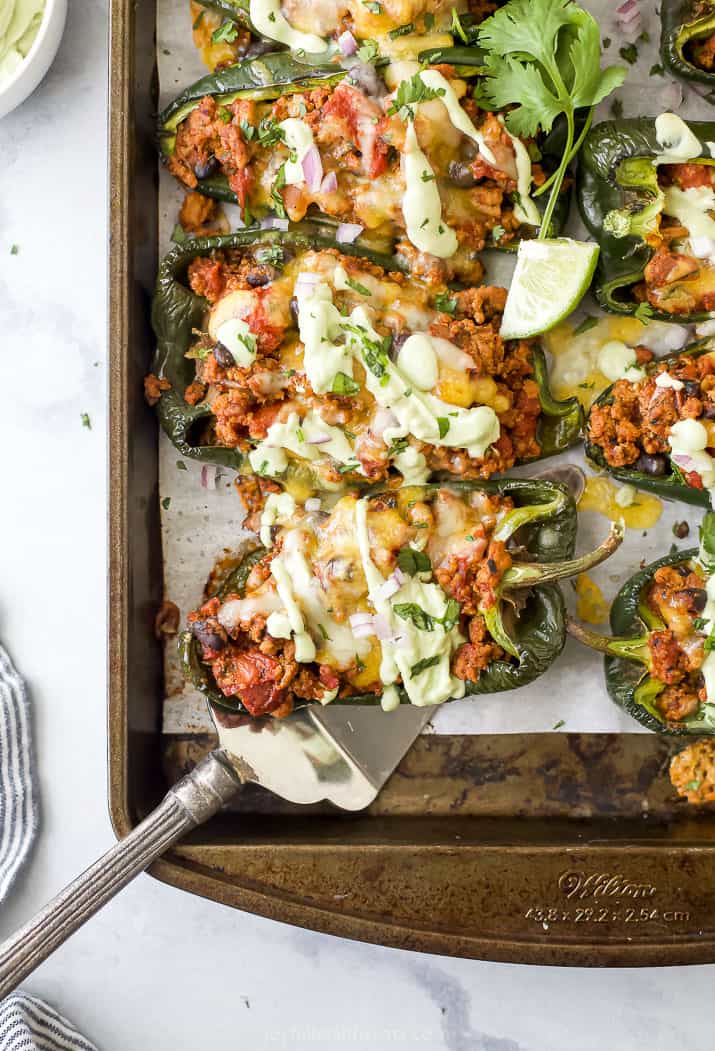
[259, 489, 623, 711]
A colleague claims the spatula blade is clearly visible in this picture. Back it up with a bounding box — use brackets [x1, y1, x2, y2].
[212, 704, 432, 810]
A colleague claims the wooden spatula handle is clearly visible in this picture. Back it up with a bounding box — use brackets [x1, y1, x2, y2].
[0, 750, 241, 998]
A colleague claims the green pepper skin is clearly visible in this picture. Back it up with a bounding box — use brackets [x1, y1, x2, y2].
[605, 548, 715, 734]
[179, 478, 575, 713]
[661, 0, 715, 89]
[151, 228, 583, 469]
[578, 118, 715, 322]
[584, 337, 715, 508]
[157, 51, 570, 238]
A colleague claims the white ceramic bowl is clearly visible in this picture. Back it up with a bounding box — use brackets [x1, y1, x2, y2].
[0, 0, 67, 120]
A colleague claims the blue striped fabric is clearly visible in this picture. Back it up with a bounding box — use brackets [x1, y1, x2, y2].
[0, 994, 97, 1050]
[0, 644, 38, 902]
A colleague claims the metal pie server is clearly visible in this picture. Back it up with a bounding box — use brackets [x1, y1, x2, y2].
[0, 700, 431, 997]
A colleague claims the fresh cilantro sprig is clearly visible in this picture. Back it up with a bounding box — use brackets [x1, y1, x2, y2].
[476, 0, 626, 239]
[387, 74, 445, 121]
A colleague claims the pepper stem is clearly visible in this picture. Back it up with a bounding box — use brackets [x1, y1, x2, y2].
[501, 521, 624, 589]
[483, 604, 520, 660]
[566, 618, 651, 666]
[493, 491, 570, 544]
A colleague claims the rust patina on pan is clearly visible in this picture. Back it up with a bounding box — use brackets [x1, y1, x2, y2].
[108, 0, 715, 965]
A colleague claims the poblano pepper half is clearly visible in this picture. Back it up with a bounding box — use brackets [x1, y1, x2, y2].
[585, 337, 715, 508]
[179, 479, 622, 714]
[149, 226, 585, 485]
[569, 516, 715, 734]
[661, 0, 715, 90]
[578, 117, 715, 322]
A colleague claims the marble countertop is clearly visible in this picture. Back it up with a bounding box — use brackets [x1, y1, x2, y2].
[1, 2, 714, 1047]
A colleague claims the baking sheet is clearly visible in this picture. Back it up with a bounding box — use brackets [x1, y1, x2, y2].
[156, 0, 710, 735]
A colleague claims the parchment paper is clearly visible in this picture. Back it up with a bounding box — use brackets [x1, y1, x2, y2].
[156, 0, 710, 734]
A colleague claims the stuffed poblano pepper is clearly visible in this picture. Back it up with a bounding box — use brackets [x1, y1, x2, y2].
[661, 0, 715, 89]
[188, 0, 489, 71]
[159, 52, 569, 283]
[569, 514, 715, 734]
[578, 114, 715, 321]
[180, 479, 622, 716]
[585, 336, 715, 508]
[147, 226, 584, 496]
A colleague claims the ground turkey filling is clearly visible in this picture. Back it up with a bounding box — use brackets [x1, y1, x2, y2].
[635, 164, 715, 316]
[645, 563, 709, 724]
[166, 72, 545, 282]
[150, 246, 541, 491]
[588, 350, 715, 489]
[189, 0, 500, 70]
[689, 29, 715, 72]
[187, 489, 516, 716]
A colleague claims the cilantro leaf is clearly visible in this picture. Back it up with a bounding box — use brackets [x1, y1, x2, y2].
[211, 20, 238, 43]
[393, 603, 436, 631]
[397, 547, 432, 575]
[476, 0, 626, 237]
[387, 73, 445, 121]
[410, 655, 441, 677]
[331, 371, 361, 396]
[434, 291, 457, 314]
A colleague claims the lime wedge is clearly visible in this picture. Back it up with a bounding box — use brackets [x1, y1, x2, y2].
[500, 238, 600, 341]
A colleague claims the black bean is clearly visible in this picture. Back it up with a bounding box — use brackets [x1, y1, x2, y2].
[190, 619, 226, 652]
[194, 156, 218, 180]
[703, 402, 715, 420]
[683, 381, 701, 398]
[448, 160, 477, 188]
[635, 452, 668, 476]
[246, 270, 270, 288]
[289, 296, 299, 323]
[244, 39, 275, 58]
[213, 341, 235, 368]
[672, 520, 690, 539]
[678, 587, 708, 612]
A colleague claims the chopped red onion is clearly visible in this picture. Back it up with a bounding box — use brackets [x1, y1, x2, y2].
[201, 465, 217, 490]
[346, 61, 383, 98]
[260, 217, 289, 231]
[338, 29, 357, 56]
[696, 320, 715, 337]
[615, 0, 642, 38]
[302, 145, 324, 193]
[349, 613, 377, 638]
[320, 170, 338, 193]
[672, 452, 695, 471]
[659, 80, 683, 112]
[336, 222, 364, 243]
[304, 497, 322, 512]
[639, 322, 689, 354]
[377, 567, 407, 601]
[305, 432, 332, 445]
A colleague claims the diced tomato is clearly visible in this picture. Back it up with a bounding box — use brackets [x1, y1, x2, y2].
[228, 167, 251, 212]
[321, 83, 389, 179]
[319, 665, 340, 691]
[213, 650, 286, 716]
[685, 470, 705, 490]
[667, 163, 715, 190]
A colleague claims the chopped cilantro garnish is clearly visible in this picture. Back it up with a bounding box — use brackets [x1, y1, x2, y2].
[387, 73, 445, 121]
[356, 38, 379, 62]
[437, 417, 450, 439]
[10, 244, 18, 255]
[81, 413, 91, 430]
[397, 547, 432, 575]
[331, 372, 361, 396]
[211, 20, 238, 44]
[434, 291, 457, 314]
[634, 301, 654, 324]
[650, 63, 664, 76]
[619, 43, 637, 64]
[171, 224, 187, 245]
[410, 655, 441, 677]
[552, 719, 565, 730]
[162, 496, 171, 510]
[345, 275, 371, 296]
[176, 460, 187, 471]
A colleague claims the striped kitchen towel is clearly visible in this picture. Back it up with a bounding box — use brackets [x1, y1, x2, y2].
[0, 994, 97, 1050]
[0, 643, 39, 902]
